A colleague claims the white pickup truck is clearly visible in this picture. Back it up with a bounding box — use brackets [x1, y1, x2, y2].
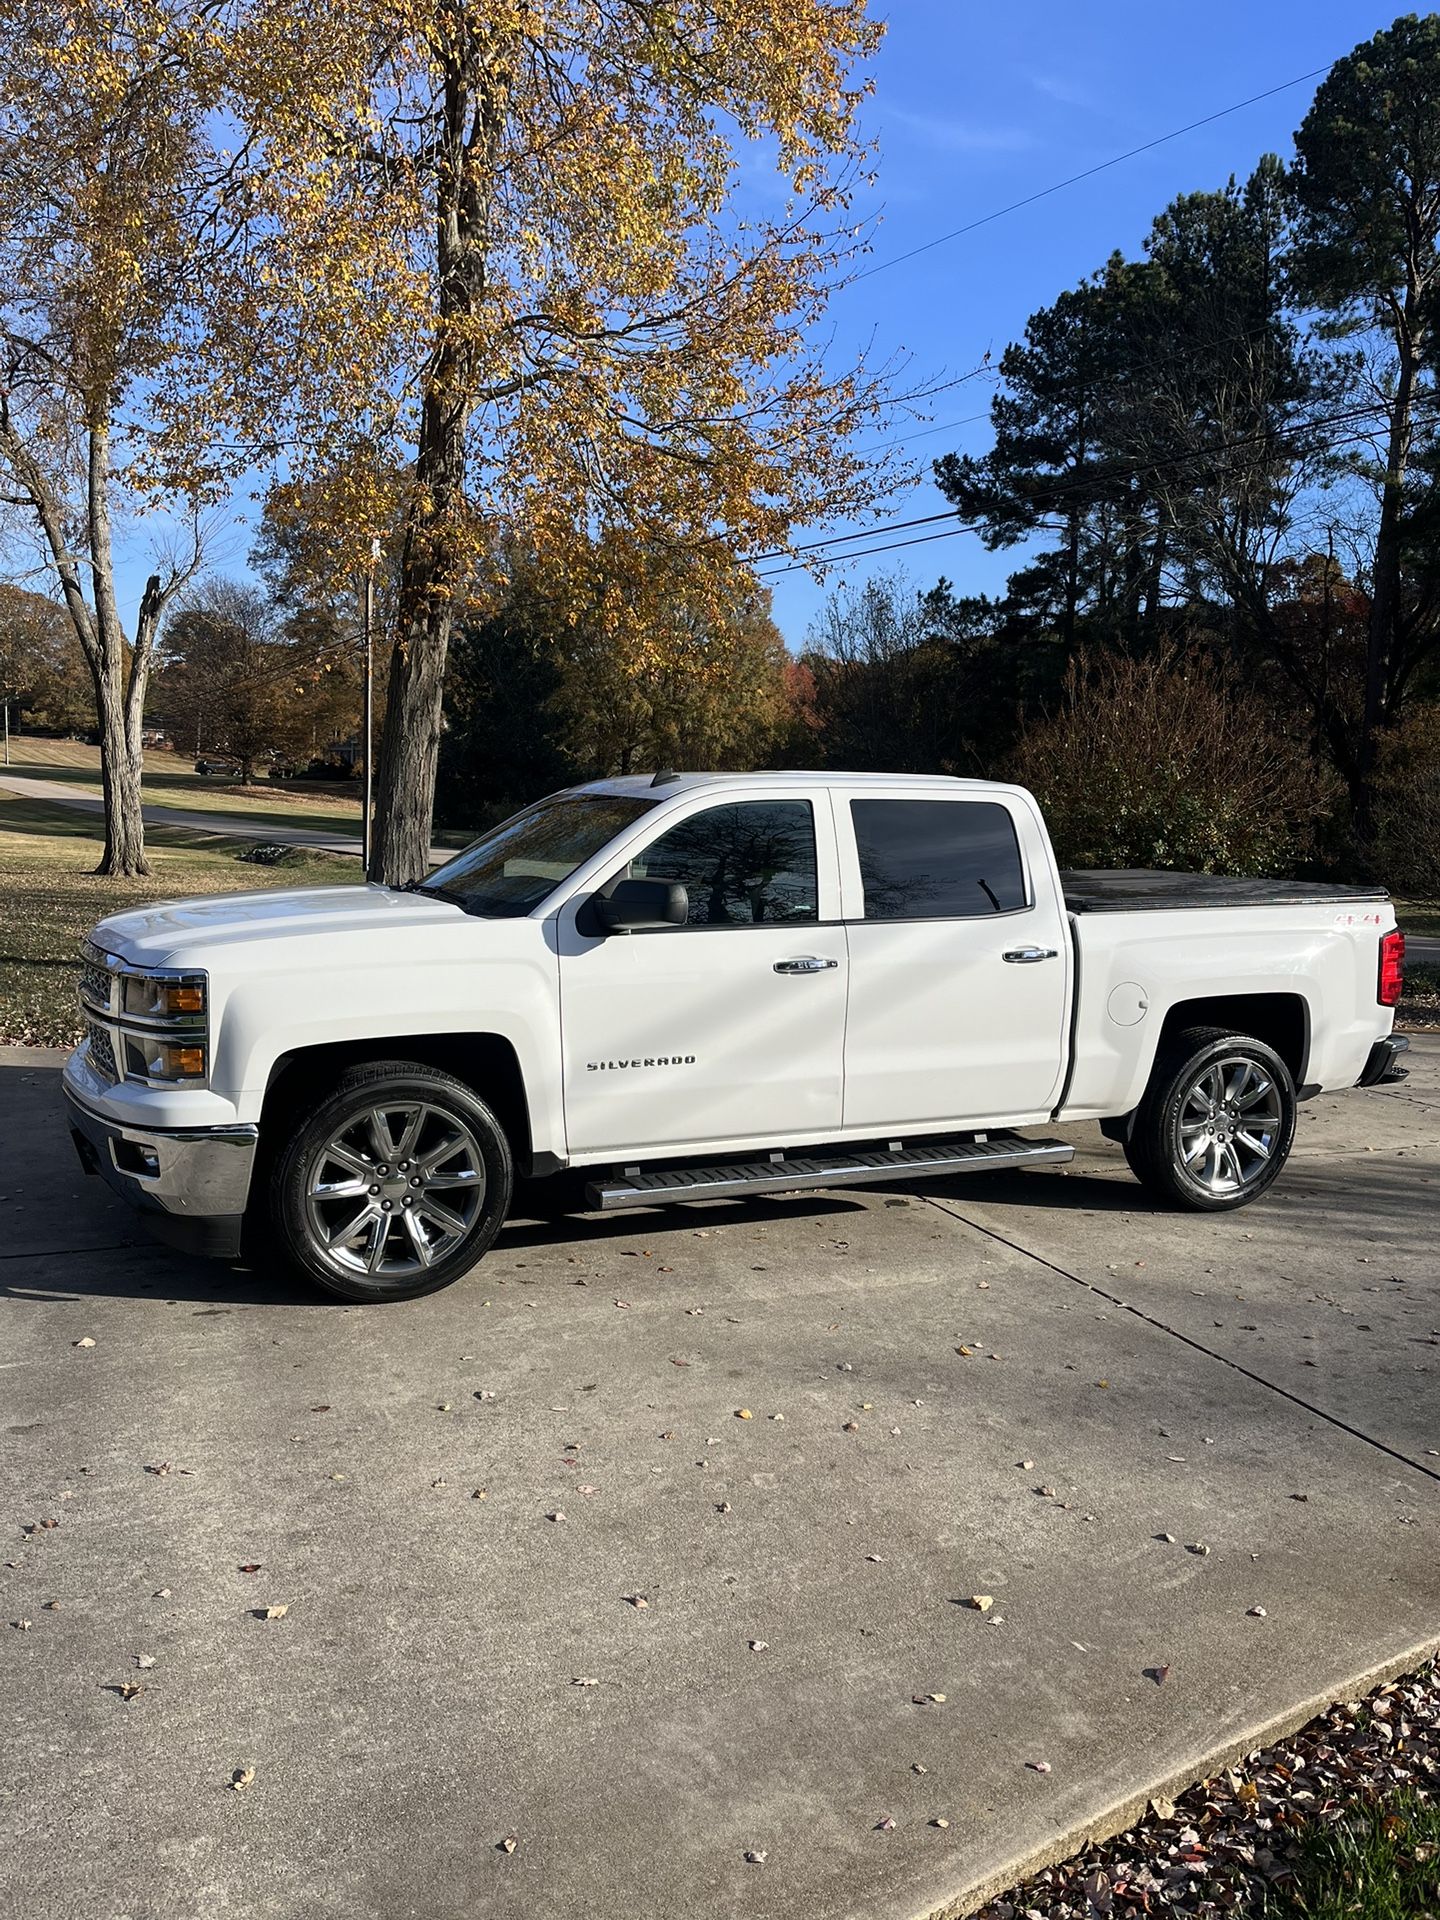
[64, 771, 1409, 1301]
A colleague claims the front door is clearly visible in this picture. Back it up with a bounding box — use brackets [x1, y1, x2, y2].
[557, 794, 846, 1156]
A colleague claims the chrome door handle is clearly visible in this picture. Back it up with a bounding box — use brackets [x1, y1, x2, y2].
[773, 956, 839, 974]
[1003, 946, 1059, 964]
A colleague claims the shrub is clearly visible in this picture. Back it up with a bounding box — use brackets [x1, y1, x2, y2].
[1009, 645, 1329, 874]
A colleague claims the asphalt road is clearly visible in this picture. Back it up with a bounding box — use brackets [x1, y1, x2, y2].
[2, 1044, 1438, 1920]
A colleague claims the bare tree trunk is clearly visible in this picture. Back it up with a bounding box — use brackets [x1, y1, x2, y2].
[368, 18, 515, 887]
[1354, 338, 1418, 848]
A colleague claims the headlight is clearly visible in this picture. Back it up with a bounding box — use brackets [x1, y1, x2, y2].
[79, 944, 210, 1086]
[121, 975, 207, 1019]
[122, 1036, 207, 1081]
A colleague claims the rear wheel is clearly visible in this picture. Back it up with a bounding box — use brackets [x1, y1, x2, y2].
[1123, 1025, 1295, 1211]
[272, 1061, 513, 1300]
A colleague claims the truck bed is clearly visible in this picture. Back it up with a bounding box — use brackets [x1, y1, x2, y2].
[1060, 869, 1390, 914]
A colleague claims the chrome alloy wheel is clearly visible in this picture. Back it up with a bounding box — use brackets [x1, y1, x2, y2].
[303, 1102, 486, 1279]
[1175, 1055, 1284, 1196]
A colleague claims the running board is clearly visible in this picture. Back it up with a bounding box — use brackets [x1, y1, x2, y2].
[585, 1133, 1073, 1212]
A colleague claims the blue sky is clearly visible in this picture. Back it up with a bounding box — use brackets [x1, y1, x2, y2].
[758, 0, 1405, 648]
[101, 1, 1405, 652]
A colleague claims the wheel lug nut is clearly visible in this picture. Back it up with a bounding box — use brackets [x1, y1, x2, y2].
[382, 1200, 392, 1212]
[369, 1184, 379, 1194]
[411, 1176, 421, 1187]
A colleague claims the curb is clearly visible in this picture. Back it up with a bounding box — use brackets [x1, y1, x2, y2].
[915, 1630, 1440, 1920]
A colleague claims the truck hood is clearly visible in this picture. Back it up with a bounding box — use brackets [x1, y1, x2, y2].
[90, 885, 468, 968]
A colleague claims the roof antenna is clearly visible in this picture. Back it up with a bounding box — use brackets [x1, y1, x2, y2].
[650, 768, 681, 787]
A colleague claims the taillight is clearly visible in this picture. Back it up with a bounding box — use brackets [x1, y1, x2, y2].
[1378, 928, 1405, 1007]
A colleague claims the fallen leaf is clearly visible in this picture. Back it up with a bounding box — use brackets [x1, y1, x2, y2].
[876, 1816, 897, 1832]
[153, 1588, 172, 1599]
[310, 1405, 330, 1414]
[1027, 1760, 1052, 1774]
[497, 1835, 518, 1854]
[230, 1767, 256, 1791]
[931, 1817, 951, 1829]
[715, 1501, 732, 1514]
[546, 1511, 565, 1524]
[1186, 1543, 1211, 1557]
[115, 1683, 144, 1701]
[12, 1619, 32, 1631]
[623, 1594, 649, 1610]
[41, 1601, 60, 1612]
[256, 1605, 289, 1620]
[238, 1563, 261, 1574]
[145, 1461, 172, 1477]
[72, 1337, 95, 1349]
[749, 1639, 768, 1652]
[1235, 1780, 1259, 1804]
[471, 1489, 487, 1501]
[744, 1849, 767, 1865]
[134, 1653, 157, 1668]
[965, 1595, 994, 1613]
[1145, 1664, 1172, 1686]
[570, 1676, 599, 1687]
[735, 1408, 752, 1420]
[842, 1420, 859, 1433]
[1248, 1605, 1268, 1618]
[927, 1692, 947, 1703]
[911, 1762, 928, 1774]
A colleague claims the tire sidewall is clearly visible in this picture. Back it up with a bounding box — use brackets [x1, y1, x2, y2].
[1155, 1034, 1295, 1212]
[273, 1067, 513, 1301]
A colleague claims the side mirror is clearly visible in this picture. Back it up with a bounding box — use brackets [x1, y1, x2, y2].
[597, 877, 689, 932]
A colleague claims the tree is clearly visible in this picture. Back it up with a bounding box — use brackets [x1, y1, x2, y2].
[1292, 14, 1440, 843]
[221, 0, 910, 884]
[156, 581, 332, 785]
[799, 571, 1058, 775]
[936, 161, 1314, 657]
[0, 583, 92, 734]
[438, 540, 790, 827]
[0, 0, 237, 871]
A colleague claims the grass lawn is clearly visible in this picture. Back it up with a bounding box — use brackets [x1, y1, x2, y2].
[1395, 898, 1440, 940]
[0, 788, 356, 1048]
[3, 736, 366, 839]
[1263, 1792, 1440, 1919]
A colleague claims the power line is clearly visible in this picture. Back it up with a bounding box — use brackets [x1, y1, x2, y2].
[755, 393, 1431, 580]
[795, 312, 1313, 555]
[851, 65, 1334, 285]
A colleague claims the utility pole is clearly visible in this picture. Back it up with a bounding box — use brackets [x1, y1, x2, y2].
[360, 537, 380, 875]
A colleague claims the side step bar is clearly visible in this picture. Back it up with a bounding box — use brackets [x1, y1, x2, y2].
[585, 1133, 1073, 1212]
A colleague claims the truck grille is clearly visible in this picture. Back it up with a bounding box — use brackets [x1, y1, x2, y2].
[81, 956, 116, 1012]
[87, 1022, 118, 1082]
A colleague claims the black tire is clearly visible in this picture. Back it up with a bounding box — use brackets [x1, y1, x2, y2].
[1122, 1025, 1296, 1212]
[271, 1060, 513, 1301]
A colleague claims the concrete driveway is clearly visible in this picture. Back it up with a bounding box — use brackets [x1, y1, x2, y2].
[2, 1044, 1438, 1920]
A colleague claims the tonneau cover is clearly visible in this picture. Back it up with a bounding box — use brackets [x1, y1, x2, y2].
[1060, 868, 1390, 914]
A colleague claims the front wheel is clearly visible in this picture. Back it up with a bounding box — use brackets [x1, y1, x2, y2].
[272, 1061, 513, 1300]
[1123, 1026, 1296, 1212]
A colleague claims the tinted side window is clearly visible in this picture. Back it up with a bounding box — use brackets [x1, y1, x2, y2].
[851, 800, 1027, 919]
[631, 801, 818, 926]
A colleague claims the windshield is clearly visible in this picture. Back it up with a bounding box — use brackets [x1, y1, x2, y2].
[415, 793, 658, 918]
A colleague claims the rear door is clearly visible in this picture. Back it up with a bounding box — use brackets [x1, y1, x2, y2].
[556, 791, 847, 1155]
[838, 791, 1070, 1131]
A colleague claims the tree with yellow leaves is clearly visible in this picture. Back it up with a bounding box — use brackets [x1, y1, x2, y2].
[220, 0, 910, 883]
[0, 0, 242, 873]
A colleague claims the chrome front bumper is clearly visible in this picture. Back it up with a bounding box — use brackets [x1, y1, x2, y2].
[64, 1086, 258, 1259]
